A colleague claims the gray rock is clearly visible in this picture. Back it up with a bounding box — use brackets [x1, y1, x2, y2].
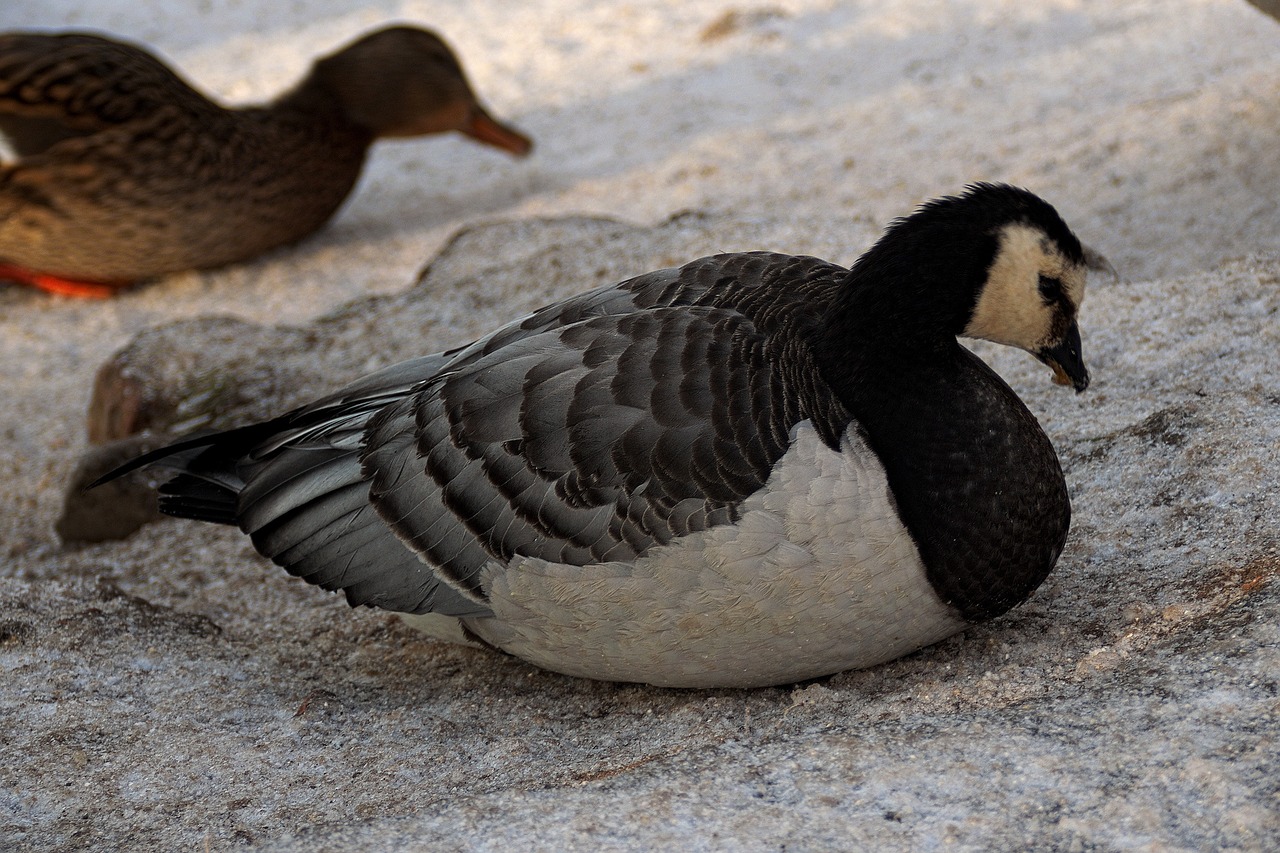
[55, 434, 167, 543]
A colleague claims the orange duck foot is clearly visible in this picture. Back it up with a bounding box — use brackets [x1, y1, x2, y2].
[0, 264, 127, 298]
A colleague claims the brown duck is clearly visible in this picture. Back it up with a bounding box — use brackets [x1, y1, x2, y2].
[0, 26, 532, 297]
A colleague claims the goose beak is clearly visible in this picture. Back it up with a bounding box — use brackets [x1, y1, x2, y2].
[462, 106, 533, 156]
[1037, 322, 1089, 393]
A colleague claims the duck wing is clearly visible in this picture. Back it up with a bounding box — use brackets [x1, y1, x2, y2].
[0, 32, 216, 157]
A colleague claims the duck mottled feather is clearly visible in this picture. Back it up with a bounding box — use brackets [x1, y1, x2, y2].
[0, 27, 530, 291]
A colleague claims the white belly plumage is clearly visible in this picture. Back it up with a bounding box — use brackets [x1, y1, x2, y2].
[400, 421, 968, 688]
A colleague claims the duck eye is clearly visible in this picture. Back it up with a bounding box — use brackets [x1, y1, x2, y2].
[1038, 274, 1064, 303]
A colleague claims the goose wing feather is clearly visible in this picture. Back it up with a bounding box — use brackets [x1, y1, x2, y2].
[163, 252, 850, 616]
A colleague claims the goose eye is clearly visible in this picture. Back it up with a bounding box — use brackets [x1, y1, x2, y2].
[1038, 274, 1064, 303]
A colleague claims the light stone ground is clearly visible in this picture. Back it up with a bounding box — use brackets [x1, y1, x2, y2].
[2, 1, 1278, 850]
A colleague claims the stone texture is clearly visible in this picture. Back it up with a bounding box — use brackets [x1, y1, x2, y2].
[4, 1, 1280, 850]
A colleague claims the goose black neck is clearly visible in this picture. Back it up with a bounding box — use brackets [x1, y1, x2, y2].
[809, 225, 1066, 623]
[815, 220, 999, 393]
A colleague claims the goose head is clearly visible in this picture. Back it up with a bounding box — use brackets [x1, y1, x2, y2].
[848, 183, 1102, 393]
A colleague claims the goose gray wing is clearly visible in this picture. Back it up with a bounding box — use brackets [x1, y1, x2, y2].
[166, 252, 851, 616]
[160, 352, 483, 614]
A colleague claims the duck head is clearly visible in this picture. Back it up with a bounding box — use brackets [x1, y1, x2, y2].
[309, 25, 532, 155]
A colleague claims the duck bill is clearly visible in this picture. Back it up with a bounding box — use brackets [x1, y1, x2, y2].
[1036, 322, 1090, 393]
[462, 106, 533, 156]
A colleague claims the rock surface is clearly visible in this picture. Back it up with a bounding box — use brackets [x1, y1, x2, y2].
[3, 0, 1280, 850]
